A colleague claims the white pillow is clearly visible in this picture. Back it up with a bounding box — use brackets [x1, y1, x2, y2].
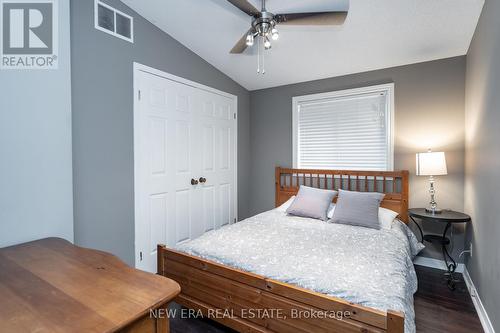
[275, 196, 295, 212]
[327, 204, 398, 230]
[327, 203, 336, 219]
[378, 207, 399, 230]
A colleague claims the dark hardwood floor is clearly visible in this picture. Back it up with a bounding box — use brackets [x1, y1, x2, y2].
[414, 266, 483, 333]
[170, 265, 484, 333]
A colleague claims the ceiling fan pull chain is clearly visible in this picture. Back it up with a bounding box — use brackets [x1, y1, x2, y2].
[257, 36, 260, 73]
[262, 39, 266, 74]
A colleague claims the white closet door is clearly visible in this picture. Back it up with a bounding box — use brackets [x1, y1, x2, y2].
[197, 91, 236, 233]
[134, 68, 236, 273]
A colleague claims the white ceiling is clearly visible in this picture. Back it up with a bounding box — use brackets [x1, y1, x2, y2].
[121, 0, 484, 91]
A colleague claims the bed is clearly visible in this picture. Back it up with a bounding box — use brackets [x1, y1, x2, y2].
[158, 167, 416, 333]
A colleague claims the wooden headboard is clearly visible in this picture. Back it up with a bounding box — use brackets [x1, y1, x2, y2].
[275, 167, 410, 223]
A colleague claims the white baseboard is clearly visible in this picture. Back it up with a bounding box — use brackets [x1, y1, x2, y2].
[413, 256, 495, 333]
[463, 268, 496, 333]
[413, 256, 464, 273]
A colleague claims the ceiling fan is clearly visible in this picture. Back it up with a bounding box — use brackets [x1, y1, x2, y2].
[227, 0, 348, 73]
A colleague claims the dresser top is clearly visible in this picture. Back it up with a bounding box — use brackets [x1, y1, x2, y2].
[0, 238, 180, 333]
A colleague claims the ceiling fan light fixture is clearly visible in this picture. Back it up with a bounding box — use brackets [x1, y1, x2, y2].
[271, 27, 279, 40]
[227, 0, 348, 75]
[246, 32, 254, 46]
[264, 37, 271, 49]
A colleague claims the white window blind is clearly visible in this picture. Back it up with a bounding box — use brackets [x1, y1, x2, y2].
[293, 84, 394, 171]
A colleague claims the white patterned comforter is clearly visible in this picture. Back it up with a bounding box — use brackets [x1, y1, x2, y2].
[176, 209, 424, 333]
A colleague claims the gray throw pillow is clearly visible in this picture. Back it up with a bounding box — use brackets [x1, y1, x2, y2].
[286, 186, 337, 221]
[331, 190, 385, 229]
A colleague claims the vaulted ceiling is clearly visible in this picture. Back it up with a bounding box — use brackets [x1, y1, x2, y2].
[121, 0, 484, 90]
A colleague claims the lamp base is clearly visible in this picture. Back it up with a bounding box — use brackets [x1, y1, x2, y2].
[425, 207, 443, 215]
[426, 176, 442, 215]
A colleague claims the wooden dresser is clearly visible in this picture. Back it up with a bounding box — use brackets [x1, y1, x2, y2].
[0, 238, 180, 333]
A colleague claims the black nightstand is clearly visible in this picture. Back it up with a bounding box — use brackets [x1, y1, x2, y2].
[408, 208, 471, 290]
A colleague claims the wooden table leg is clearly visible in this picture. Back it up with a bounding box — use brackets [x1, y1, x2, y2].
[156, 305, 170, 333]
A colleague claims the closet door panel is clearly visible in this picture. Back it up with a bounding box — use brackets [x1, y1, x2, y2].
[135, 69, 236, 273]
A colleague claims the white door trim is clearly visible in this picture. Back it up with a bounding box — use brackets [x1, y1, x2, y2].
[134, 63, 238, 100]
[133, 62, 238, 268]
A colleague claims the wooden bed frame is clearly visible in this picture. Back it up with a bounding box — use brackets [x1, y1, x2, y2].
[158, 167, 410, 333]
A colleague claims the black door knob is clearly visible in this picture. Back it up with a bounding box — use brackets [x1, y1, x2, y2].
[199, 177, 207, 184]
[191, 179, 199, 185]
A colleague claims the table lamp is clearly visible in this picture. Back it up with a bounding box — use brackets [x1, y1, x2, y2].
[416, 150, 448, 214]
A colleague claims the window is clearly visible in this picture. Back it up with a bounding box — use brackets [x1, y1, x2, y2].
[95, 0, 134, 43]
[293, 83, 394, 171]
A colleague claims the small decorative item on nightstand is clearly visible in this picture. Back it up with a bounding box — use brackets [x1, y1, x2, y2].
[416, 149, 448, 214]
[408, 208, 471, 290]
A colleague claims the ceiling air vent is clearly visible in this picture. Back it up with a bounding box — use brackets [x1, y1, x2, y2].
[94, 0, 134, 43]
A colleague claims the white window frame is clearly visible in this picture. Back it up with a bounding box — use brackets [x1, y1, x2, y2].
[94, 0, 134, 43]
[292, 83, 395, 171]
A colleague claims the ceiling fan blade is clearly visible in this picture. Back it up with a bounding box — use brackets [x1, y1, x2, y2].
[230, 28, 252, 54]
[275, 11, 348, 26]
[226, 0, 260, 16]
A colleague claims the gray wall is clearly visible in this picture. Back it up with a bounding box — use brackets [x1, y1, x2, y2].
[71, 0, 251, 265]
[250, 57, 466, 261]
[0, 0, 73, 247]
[464, 0, 500, 330]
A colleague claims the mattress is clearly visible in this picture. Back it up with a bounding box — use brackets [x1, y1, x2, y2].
[176, 209, 424, 333]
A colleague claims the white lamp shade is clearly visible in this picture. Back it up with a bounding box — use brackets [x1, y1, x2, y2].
[416, 152, 448, 176]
